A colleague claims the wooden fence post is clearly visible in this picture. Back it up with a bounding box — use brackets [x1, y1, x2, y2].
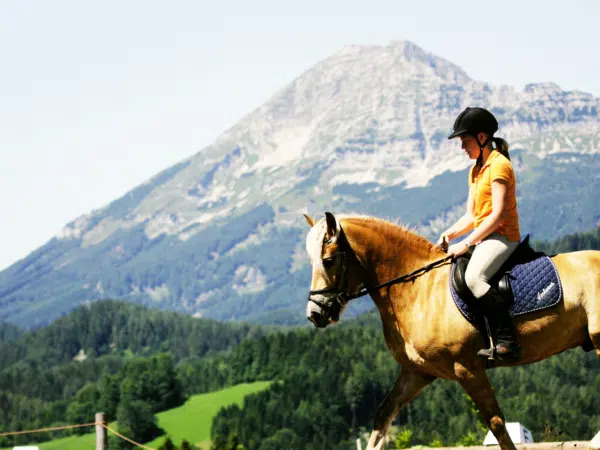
[96, 412, 107, 450]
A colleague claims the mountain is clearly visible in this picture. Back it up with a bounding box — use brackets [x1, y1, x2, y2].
[1, 40, 599, 327]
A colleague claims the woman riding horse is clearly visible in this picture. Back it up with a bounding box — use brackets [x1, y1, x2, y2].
[436, 107, 521, 361]
[304, 212, 600, 450]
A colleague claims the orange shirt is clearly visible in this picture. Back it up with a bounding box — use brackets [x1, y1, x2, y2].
[469, 151, 521, 242]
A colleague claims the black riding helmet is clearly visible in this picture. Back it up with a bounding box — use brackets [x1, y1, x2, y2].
[448, 107, 498, 150]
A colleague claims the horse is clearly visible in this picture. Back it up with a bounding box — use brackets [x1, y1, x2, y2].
[303, 212, 600, 450]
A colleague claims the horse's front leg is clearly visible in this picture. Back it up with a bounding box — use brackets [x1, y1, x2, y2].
[366, 368, 435, 450]
[457, 366, 517, 450]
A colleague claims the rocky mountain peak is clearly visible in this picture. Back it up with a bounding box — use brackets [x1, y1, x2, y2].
[2, 41, 600, 327]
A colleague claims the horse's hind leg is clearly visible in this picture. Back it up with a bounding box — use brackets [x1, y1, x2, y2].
[586, 299, 600, 359]
[586, 253, 600, 360]
[457, 366, 517, 450]
[366, 368, 435, 450]
[590, 329, 600, 360]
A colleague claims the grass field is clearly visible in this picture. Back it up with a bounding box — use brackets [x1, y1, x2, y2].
[2, 381, 271, 450]
[148, 381, 271, 449]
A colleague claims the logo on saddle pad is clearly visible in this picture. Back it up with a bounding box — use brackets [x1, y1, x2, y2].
[537, 282, 555, 301]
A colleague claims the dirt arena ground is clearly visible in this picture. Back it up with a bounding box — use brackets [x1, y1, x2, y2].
[432, 441, 596, 450]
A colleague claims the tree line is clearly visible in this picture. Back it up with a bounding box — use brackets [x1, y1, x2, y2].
[532, 225, 600, 254]
[0, 300, 267, 449]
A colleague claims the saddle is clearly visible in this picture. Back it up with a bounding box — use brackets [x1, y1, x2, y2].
[450, 235, 553, 310]
[449, 236, 594, 353]
[450, 236, 573, 348]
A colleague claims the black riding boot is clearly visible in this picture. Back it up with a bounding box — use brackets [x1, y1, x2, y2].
[476, 287, 521, 361]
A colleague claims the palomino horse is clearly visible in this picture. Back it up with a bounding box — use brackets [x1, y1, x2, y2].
[303, 212, 600, 450]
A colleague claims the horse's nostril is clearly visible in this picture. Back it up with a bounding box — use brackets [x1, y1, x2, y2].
[308, 311, 324, 327]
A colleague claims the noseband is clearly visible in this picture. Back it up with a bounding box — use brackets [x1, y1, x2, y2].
[308, 250, 351, 317]
[307, 228, 365, 321]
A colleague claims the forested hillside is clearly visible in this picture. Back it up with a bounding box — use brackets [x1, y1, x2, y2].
[0, 300, 266, 370]
[533, 226, 600, 254]
[0, 321, 21, 342]
[0, 301, 268, 449]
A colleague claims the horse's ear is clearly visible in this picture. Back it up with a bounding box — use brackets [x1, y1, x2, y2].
[303, 214, 315, 228]
[324, 212, 339, 241]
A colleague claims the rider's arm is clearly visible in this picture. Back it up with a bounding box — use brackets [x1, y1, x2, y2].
[464, 179, 507, 245]
[444, 189, 475, 240]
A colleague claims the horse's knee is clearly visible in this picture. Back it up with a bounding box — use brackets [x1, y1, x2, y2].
[592, 334, 600, 360]
[372, 398, 397, 431]
[373, 407, 390, 430]
[589, 332, 600, 357]
[490, 416, 506, 434]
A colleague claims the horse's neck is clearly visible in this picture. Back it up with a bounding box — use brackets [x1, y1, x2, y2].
[370, 228, 433, 281]
[347, 221, 442, 335]
[347, 220, 437, 289]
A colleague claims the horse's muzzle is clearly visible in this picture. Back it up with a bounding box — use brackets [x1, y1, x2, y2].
[306, 298, 334, 328]
[307, 310, 329, 328]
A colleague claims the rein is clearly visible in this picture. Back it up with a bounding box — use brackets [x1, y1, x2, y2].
[346, 254, 453, 301]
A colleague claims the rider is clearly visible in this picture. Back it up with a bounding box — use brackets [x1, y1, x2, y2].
[436, 106, 522, 361]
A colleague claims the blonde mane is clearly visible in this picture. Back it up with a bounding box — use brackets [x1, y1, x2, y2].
[340, 215, 436, 253]
[306, 214, 437, 266]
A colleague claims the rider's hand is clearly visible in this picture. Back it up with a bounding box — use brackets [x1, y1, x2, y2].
[435, 233, 450, 252]
[447, 242, 470, 258]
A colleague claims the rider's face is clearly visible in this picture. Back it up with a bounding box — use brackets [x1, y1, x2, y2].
[459, 133, 486, 159]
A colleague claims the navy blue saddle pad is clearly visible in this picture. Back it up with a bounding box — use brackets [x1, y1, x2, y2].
[450, 253, 563, 324]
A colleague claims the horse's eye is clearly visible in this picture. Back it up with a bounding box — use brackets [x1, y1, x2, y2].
[323, 257, 335, 270]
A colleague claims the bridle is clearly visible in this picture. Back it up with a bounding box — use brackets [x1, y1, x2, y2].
[307, 225, 452, 322]
[307, 239, 355, 321]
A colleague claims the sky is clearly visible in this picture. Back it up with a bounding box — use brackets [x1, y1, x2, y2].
[1, 0, 599, 270]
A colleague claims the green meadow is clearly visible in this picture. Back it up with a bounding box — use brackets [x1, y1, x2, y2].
[3, 381, 271, 450]
[148, 381, 272, 449]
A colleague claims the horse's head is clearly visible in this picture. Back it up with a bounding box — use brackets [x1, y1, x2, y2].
[304, 212, 366, 328]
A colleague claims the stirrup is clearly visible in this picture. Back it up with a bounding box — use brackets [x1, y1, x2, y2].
[477, 346, 495, 359]
[477, 317, 497, 360]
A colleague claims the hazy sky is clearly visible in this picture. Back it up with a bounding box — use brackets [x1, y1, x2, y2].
[1, 0, 599, 270]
